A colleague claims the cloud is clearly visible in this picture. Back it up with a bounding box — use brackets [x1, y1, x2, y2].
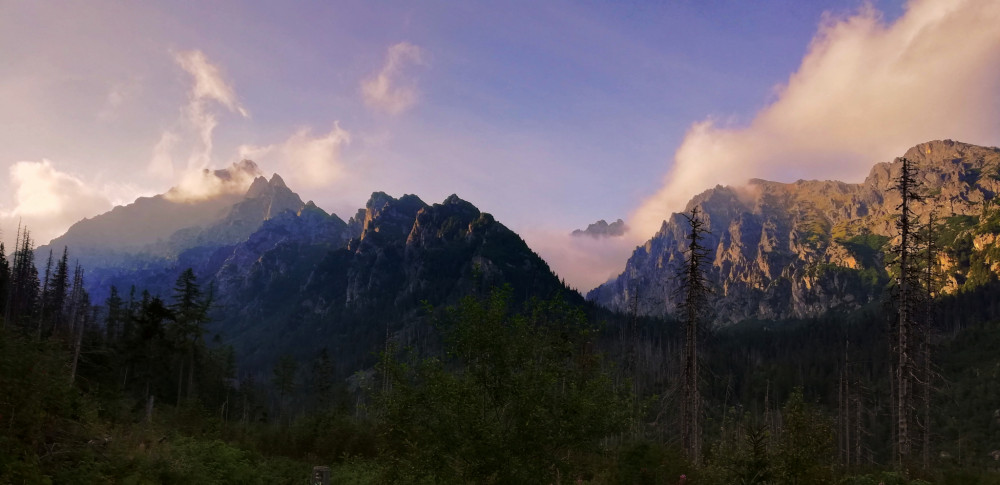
[173, 50, 248, 118]
[165, 159, 263, 202]
[148, 131, 179, 179]
[145, 50, 259, 200]
[0, 160, 113, 246]
[524, 229, 637, 293]
[238, 124, 352, 189]
[361, 42, 427, 114]
[632, 0, 1000, 237]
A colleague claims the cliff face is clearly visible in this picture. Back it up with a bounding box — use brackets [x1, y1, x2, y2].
[590, 140, 1000, 323]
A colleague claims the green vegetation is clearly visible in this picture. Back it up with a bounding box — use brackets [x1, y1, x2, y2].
[5, 200, 1000, 484]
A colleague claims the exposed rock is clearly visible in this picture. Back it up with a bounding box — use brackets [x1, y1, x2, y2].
[590, 140, 1000, 324]
[572, 219, 629, 238]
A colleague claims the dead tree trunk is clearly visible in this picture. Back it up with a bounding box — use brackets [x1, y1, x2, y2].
[677, 207, 711, 465]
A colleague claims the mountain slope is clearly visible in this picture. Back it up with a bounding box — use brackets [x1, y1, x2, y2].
[209, 192, 571, 370]
[590, 140, 1000, 323]
[51, 175, 574, 372]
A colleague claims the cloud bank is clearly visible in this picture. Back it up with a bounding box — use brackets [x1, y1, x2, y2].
[362, 42, 427, 114]
[632, 0, 1000, 237]
[238, 124, 352, 190]
[0, 160, 113, 246]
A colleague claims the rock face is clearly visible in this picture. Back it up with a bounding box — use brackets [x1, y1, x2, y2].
[572, 219, 629, 238]
[590, 140, 1000, 323]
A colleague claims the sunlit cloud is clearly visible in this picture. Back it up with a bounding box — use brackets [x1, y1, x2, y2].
[238, 124, 352, 189]
[524, 228, 637, 293]
[165, 159, 263, 202]
[0, 160, 113, 246]
[173, 49, 248, 118]
[144, 49, 260, 201]
[632, 0, 1000, 237]
[361, 42, 427, 115]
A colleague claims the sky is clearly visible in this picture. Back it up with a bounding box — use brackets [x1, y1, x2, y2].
[3, 0, 1000, 292]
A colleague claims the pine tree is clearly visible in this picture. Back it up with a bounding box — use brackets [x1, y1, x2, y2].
[48, 247, 70, 335]
[891, 156, 923, 467]
[8, 228, 40, 329]
[676, 206, 712, 464]
[38, 249, 53, 338]
[170, 268, 211, 401]
[104, 286, 124, 343]
[0, 242, 9, 324]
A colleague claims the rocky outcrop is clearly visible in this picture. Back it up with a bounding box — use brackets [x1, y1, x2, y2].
[590, 140, 1000, 324]
[572, 219, 629, 238]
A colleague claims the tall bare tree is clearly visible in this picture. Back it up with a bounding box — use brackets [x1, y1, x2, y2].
[891, 157, 923, 466]
[676, 206, 711, 464]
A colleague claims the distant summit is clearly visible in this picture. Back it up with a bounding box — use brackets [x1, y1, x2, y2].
[590, 140, 1000, 324]
[572, 219, 628, 238]
[40, 161, 301, 274]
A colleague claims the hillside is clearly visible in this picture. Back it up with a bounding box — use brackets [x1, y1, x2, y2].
[591, 140, 1000, 323]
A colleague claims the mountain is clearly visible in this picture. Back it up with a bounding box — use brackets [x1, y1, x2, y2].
[209, 191, 571, 370]
[49, 170, 573, 372]
[590, 139, 1000, 323]
[572, 218, 628, 238]
[41, 164, 307, 300]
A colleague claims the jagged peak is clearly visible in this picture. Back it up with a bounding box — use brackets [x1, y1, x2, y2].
[298, 200, 329, 218]
[269, 173, 287, 189]
[245, 176, 270, 199]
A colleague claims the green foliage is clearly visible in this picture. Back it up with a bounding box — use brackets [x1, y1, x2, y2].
[376, 288, 631, 483]
[776, 389, 835, 484]
[841, 233, 891, 269]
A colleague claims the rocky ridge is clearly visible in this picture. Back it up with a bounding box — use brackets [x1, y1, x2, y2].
[590, 140, 1000, 323]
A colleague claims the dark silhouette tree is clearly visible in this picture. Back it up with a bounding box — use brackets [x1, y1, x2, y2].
[676, 206, 712, 464]
[170, 268, 211, 401]
[0, 242, 9, 324]
[891, 156, 923, 467]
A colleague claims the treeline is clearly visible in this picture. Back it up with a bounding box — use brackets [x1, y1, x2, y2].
[3, 193, 1000, 484]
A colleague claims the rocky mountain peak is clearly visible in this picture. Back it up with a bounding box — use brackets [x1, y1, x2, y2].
[359, 192, 428, 245]
[269, 173, 287, 189]
[246, 176, 270, 199]
[572, 219, 628, 238]
[591, 140, 1000, 324]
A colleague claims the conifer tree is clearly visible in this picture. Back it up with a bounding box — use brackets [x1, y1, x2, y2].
[170, 268, 211, 400]
[48, 247, 70, 334]
[676, 206, 711, 464]
[891, 157, 923, 466]
[0, 242, 9, 323]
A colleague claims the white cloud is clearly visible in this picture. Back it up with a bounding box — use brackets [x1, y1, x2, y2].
[148, 131, 179, 179]
[165, 159, 263, 202]
[524, 228, 637, 293]
[173, 50, 248, 118]
[238, 124, 352, 189]
[145, 50, 260, 201]
[0, 160, 113, 246]
[361, 42, 427, 115]
[632, 0, 1000, 237]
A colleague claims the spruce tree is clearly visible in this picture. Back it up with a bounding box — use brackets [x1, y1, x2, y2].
[676, 206, 712, 464]
[891, 156, 923, 467]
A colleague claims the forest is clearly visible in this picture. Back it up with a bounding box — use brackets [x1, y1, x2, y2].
[2, 160, 1000, 484]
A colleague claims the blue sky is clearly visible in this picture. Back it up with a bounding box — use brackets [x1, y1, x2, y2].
[4, 0, 1000, 291]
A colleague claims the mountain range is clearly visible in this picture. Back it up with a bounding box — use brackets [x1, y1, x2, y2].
[41, 168, 570, 371]
[590, 139, 1000, 323]
[40, 139, 1000, 370]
